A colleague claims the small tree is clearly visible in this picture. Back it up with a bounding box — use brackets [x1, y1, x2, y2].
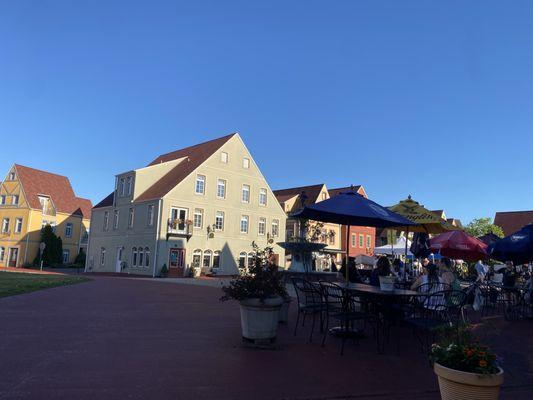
[465, 218, 504, 238]
[34, 224, 63, 266]
[74, 248, 86, 266]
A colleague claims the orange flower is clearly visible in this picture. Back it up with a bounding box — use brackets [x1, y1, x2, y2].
[479, 360, 487, 367]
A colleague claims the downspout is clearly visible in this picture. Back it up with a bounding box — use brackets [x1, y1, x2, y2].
[84, 214, 93, 273]
[23, 209, 33, 265]
[152, 199, 163, 278]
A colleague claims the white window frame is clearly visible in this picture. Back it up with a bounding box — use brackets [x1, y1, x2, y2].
[2, 218, 9, 233]
[203, 250, 212, 269]
[12, 195, 19, 205]
[62, 249, 70, 264]
[15, 218, 23, 234]
[113, 210, 119, 230]
[192, 249, 202, 268]
[100, 248, 106, 266]
[220, 152, 228, 164]
[193, 208, 203, 229]
[195, 174, 206, 195]
[366, 234, 372, 248]
[359, 234, 364, 248]
[8, 172, 15, 180]
[103, 211, 109, 231]
[239, 252, 247, 269]
[258, 217, 266, 236]
[259, 188, 267, 206]
[144, 247, 150, 268]
[214, 211, 224, 231]
[138, 248, 144, 266]
[272, 219, 279, 237]
[119, 178, 126, 196]
[216, 179, 226, 199]
[213, 251, 220, 269]
[0, 246, 4, 262]
[128, 207, 134, 229]
[351, 233, 356, 247]
[242, 158, 250, 169]
[240, 215, 249, 234]
[132, 247, 138, 267]
[0, 195, 5, 205]
[65, 222, 73, 238]
[127, 176, 133, 195]
[147, 204, 155, 226]
[242, 184, 250, 203]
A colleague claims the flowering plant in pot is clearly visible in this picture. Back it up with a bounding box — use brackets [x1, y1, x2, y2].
[221, 242, 287, 342]
[430, 324, 503, 400]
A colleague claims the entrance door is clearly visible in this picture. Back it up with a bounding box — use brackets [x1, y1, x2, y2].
[8, 248, 19, 268]
[116, 247, 123, 273]
[169, 248, 186, 277]
[169, 208, 188, 232]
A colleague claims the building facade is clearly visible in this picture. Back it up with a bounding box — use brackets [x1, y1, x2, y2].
[0, 165, 91, 268]
[86, 133, 286, 277]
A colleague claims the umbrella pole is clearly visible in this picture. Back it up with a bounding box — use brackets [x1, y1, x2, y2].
[346, 224, 351, 282]
[404, 227, 409, 281]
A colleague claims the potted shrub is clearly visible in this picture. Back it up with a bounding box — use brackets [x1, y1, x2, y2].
[221, 242, 287, 342]
[160, 263, 168, 278]
[430, 325, 503, 400]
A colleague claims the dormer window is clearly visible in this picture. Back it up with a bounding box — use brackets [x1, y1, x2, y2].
[12, 195, 19, 206]
[38, 196, 50, 214]
[8, 172, 15, 180]
[119, 178, 126, 196]
[126, 176, 133, 196]
[221, 152, 228, 164]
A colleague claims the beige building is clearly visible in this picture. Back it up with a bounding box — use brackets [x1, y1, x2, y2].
[86, 133, 286, 277]
[0, 164, 91, 267]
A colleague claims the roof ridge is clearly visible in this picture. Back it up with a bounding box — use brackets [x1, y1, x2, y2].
[15, 164, 71, 180]
[495, 210, 533, 214]
[273, 183, 325, 193]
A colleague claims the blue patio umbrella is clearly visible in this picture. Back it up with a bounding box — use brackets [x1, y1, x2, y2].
[292, 188, 417, 281]
[488, 224, 533, 265]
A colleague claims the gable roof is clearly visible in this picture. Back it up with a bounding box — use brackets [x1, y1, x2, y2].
[94, 133, 237, 208]
[328, 185, 366, 198]
[13, 164, 92, 219]
[494, 211, 533, 236]
[273, 184, 325, 208]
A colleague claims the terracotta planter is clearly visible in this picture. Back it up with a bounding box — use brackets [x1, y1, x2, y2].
[278, 298, 291, 324]
[239, 297, 283, 341]
[434, 362, 504, 400]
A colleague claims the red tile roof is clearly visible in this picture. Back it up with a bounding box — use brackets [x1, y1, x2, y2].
[494, 211, 533, 236]
[328, 185, 365, 198]
[94, 133, 236, 207]
[14, 164, 92, 219]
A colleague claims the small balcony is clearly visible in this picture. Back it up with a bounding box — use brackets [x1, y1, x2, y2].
[167, 218, 193, 241]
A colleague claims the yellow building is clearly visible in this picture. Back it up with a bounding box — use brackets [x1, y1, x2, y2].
[0, 164, 92, 268]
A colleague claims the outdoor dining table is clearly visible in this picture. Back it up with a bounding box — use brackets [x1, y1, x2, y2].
[339, 283, 425, 353]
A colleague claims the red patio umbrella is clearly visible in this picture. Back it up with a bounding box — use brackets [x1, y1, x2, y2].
[430, 230, 488, 261]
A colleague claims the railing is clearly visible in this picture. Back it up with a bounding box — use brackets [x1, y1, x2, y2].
[167, 219, 192, 237]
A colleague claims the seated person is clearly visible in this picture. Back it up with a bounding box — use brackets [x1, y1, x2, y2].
[411, 262, 442, 292]
[339, 258, 362, 283]
[502, 261, 517, 288]
[370, 256, 392, 287]
[439, 257, 460, 290]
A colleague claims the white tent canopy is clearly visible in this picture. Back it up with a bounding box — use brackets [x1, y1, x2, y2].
[374, 236, 413, 257]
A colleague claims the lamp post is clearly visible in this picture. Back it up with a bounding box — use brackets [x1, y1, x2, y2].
[39, 242, 46, 271]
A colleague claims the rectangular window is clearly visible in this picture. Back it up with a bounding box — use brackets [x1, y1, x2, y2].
[147, 204, 155, 226]
[119, 178, 125, 196]
[103, 211, 109, 231]
[272, 219, 279, 237]
[62, 250, 70, 264]
[15, 218, 23, 234]
[65, 223, 73, 238]
[366, 235, 371, 248]
[217, 179, 226, 199]
[8, 172, 15, 180]
[351, 233, 356, 247]
[242, 184, 250, 203]
[359, 234, 364, 247]
[259, 188, 267, 206]
[113, 210, 119, 230]
[221, 152, 228, 163]
[193, 208, 203, 229]
[127, 176, 133, 195]
[258, 217, 266, 235]
[243, 158, 250, 169]
[195, 175, 205, 195]
[128, 208, 134, 228]
[2, 218, 9, 233]
[0, 195, 5, 205]
[0, 247, 4, 261]
[12, 195, 19, 205]
[240, 215, 249, 234]
[100, 248, 106, 266]
[215, 211, 224, 231]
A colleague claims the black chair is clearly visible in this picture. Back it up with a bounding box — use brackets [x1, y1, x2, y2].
[291, 277, 326, 342]
[318, 281, 368, 355]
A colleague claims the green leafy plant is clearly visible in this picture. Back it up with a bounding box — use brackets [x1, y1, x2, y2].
[465, 218, 504, 239]
[430, 325, 500, 375]
[220, 242, 287, 302]
[160, 263, 168, 277]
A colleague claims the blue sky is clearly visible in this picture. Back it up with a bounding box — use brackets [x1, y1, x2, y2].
[1, 1, 532, 224]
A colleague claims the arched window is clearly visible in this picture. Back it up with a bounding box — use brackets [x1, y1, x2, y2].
[138, 247, 144, 267]
[213, 251, 221, 269]
[132, 247, 137, 267]
[192, 249, 202, 268]
[247, 252, 255, 270]
[100, 248, 106, 266]
[203, 250, 212, 269]
[239, 252, 246, 269]
[144, 247, 150, 268]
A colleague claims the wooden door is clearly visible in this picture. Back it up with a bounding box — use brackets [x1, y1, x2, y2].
[169, 248, 186, 277]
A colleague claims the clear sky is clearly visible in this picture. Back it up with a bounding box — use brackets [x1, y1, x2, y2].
[1, 1, 532, 224]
